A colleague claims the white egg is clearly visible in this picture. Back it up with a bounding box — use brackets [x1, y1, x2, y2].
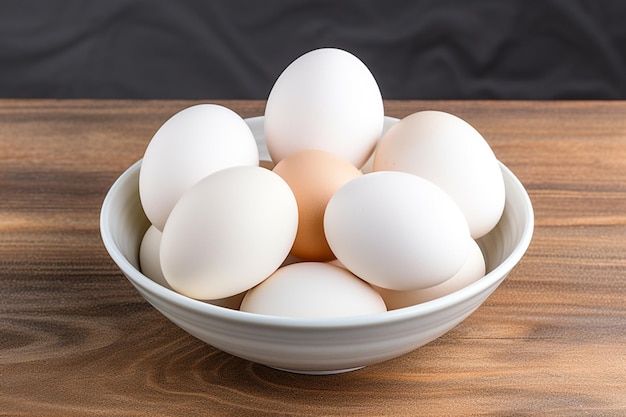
[139, 224, 171, 289]
[264, 48, 384, 168]
[138, 225, 246, 309]
[373, 110, 505, 239]
[240, 262, 387, 318]
[160, 166, 298, 300]
[324, 171, 471, 291]
[374, 238, 486, 309]
[139, 104, 259, 231]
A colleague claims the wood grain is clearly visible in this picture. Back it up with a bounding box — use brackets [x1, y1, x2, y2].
[1, 100, 625, 416]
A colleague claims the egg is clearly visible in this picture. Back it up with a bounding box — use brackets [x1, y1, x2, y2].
[139, 104, 259, 231]
[272, 149, 362, 261]
[324, 171, 471, 291]
[264, 48, 384, 168]
[139, 224, 171, 289]
[240, 262, 387, 318]
[160, 166, 298, 300]
[373, 110, 505, 239]
[373, 238, 485, 309]
[138, 225, 246, 309]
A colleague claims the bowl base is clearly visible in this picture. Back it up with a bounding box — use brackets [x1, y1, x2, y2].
[270, 365, 365, 375]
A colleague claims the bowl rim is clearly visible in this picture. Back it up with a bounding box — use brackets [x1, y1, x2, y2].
[100, 126, 534, 331]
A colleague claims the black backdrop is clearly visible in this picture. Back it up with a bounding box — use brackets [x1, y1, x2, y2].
[1, 0, 625, 100]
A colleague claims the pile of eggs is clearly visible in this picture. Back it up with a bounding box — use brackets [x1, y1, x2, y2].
[138, 48, 505, 318]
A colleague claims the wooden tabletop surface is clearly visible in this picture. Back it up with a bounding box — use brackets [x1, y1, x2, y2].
[1, 100, 624, 416]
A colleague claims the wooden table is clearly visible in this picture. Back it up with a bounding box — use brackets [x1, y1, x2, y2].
[1, 100, 624, 416]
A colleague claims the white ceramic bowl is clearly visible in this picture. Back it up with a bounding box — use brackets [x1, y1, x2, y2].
[100, 116, 534, 375]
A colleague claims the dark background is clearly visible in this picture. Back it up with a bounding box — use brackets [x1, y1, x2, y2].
[1, 0, 625, 100]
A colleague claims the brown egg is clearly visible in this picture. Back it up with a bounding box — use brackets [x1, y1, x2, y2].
[273, 149, 362, 261]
